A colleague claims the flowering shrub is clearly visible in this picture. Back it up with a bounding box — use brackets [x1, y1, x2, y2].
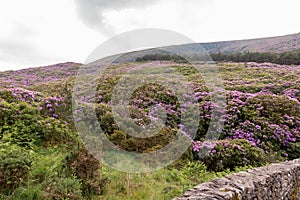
[201, 139, 265, 172]
[0, 100, 73, 148]
[87, 63, 300, 163]
[0, 88, 41, 103]
[39, 95, 68, 120]
[219, 91, 300, 157]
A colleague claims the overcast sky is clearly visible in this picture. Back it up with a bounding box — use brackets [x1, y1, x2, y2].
[0, 0, 300, 71]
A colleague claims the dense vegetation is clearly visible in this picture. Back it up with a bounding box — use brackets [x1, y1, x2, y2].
[0, 61, 299, 199]
[211, 51, 300, 65]
[136, 51, 300, 65]
[136, 54, 187, 63]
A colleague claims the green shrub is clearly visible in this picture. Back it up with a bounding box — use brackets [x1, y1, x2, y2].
[107, 128, 175, 153]
[202, 139, 265, 172]
[179, 161, 207, 180]
[0, 101, 74, 149]
[10, 186, 43, 200]
[30, 152, 65, 183]
[0, 144, 32, 194]
[286, 142, 300, 160]
[43, 177, 82, 200]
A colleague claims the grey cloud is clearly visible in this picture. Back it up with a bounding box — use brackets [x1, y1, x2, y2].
[0, 40, 39, 59]
[0, 40, 60, 68]
[74, 0, 160, 35]
[0, 22, 60, 68]
[10, 19, 35, 37]
[0, 22, 36, 61]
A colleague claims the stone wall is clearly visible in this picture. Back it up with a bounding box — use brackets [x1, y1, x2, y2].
[174, 159, 300, 200]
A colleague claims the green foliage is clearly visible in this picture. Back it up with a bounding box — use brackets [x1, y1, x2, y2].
[202, 139, 265, 172]
[0, 144, 32, 194]
[136, 54, 188, 63]
[0, 90, 19, 103]
[0, 100, 74, 148]
[173, 161, 208, 189]
[8, 186, 44, 200]
[248, 94, 299, 121]
[30, 151, 65, 183]
[42, 177, 82, 200]
[107, 128, 175, 153]
[211, 51, 300, 65]
[286, 142, 300, 160]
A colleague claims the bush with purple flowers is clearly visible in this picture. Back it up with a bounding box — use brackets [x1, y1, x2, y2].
[199, 139, 265, 172]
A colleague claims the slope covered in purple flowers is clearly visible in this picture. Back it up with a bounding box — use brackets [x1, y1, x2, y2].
[88, 62, 299, 168]
[0, 61, 299, 199]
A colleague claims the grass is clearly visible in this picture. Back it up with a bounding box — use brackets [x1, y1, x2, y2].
[95, 161, 253, 200]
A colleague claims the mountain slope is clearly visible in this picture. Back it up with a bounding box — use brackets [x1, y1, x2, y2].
[0, 62, 80, 88]
[90, 32, 300, 64]
[201, 32, 300, 53]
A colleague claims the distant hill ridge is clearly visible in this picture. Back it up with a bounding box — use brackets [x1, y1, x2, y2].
[99, 32, 300, 64]
[201, 32, 300, 53]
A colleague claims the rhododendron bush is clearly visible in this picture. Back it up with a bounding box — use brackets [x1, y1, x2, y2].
[79, 63, 299, 168]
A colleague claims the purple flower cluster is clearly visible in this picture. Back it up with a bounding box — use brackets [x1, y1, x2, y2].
[173, 82, 299, 159]
[10, 88, 39, 102]
[40, 95, 67, 118]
